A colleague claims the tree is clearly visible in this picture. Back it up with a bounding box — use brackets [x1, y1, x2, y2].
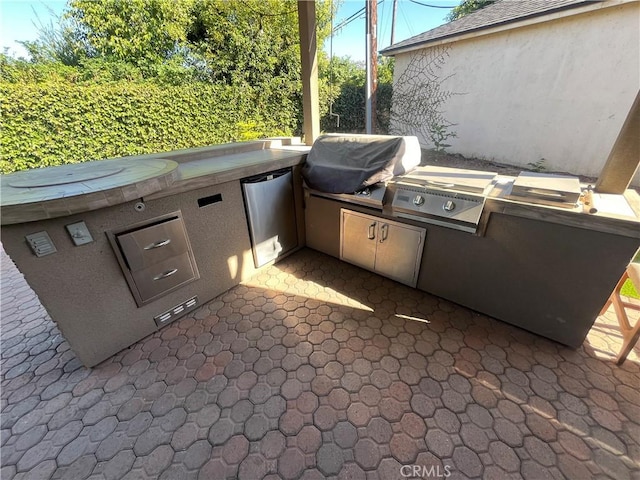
[66, 0, 195, 64]
[319, 56, 394, 133]
[446, 0, 495, 22]
[25, 0, 332, 86]
[186, 0, 331, 85]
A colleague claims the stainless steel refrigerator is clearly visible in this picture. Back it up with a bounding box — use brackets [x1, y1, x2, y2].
[241, 168, 298, 268]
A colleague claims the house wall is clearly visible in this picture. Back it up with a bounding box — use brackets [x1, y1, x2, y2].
[391, 1, 640, 184]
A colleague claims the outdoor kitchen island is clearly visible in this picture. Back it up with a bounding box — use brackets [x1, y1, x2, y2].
[1, 139, 310, 367]
[305, 172, 640, 350]
[2, 137, 640, 367]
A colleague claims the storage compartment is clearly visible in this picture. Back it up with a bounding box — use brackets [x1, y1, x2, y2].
[108, 211, 199, 306]
[242, 168, 298, 268]
[117, 217, 190, 270]
[130, 252, 196, 301]
[340, 209, 425, 287]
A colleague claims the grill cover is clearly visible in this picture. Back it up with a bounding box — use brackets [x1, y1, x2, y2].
[302, 134, 421, 193]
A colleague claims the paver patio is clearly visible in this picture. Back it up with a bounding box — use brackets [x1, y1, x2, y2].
[1, 246, 639, 479]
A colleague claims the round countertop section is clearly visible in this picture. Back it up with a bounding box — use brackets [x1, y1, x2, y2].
[1, 158, 179, 225]
[8, 163, 126, 188]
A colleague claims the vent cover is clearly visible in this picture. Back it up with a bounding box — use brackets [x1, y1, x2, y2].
[154, 296, 198, 327]
[25, 232, 57, 257]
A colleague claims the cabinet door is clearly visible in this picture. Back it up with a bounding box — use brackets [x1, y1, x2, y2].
[340, 210, 378, 271]
[375, 221, 425, 287]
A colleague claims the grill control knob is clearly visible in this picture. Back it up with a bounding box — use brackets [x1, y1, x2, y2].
[413, 195, 425, 206]
[443, 200, 456, 212]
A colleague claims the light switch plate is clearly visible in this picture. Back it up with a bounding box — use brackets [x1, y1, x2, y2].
[25, 231, 57, 257]
[65, 221, 94, 246]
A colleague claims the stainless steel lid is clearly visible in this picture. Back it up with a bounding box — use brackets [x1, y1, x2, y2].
[510, 172, 581, 206]
[394, 165, 498, 195]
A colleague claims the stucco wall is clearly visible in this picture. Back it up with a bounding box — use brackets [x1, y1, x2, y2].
[0, 164, 307, 367]
[391, 2, 640, 184]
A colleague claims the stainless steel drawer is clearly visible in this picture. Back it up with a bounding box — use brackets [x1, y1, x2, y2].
[107, 211, 200, 307]
[118, 217, 189, 271]
[131, 252, 196, 303]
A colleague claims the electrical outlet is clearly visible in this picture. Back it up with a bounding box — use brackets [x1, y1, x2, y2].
[65, 221, 93, 246]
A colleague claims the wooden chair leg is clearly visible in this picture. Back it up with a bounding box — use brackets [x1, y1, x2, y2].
[599, 298, 612, 316]
[612, 292, 633, 332]
[616, 320, 640, 365]
[600, 272, 628, 318]
[601, 270, 640, 365]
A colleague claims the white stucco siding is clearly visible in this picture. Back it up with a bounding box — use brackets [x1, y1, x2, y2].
[391, 2, 639, 183]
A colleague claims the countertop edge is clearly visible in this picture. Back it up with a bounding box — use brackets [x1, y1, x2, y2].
[144, 151, 307, 201]
[1, 143, 309, 226]
[1, 164, 180, 226]
[482, 196, 640, 239]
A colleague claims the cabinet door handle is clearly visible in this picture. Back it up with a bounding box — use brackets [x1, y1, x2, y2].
[380, 224, 389, 243]
[144, 239, 171, 250]
[153, 268, 178, 281]
[368, 222, 377, 240]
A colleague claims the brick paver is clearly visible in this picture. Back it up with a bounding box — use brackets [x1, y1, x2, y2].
[1, 247, 639, 479]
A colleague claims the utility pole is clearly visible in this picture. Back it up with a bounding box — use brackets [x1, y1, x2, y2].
[365, 0, 378, 134]
[390, 0, 398, 45]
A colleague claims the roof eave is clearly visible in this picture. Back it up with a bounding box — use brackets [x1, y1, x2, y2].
[380, 0, 624, 57]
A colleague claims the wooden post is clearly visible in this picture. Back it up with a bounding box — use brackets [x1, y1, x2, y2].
[365, 0, 378, 134]
[297, 0, 320, 145]
[370, 0, 378, 134]
[595, 91, 640, 194]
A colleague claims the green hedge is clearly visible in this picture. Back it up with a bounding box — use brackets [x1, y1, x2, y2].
[320, 82, 392, 134]
[0, 80, 296, 174]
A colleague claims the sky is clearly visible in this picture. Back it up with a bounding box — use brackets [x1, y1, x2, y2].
[328, 0, 457, 62]
[0, 0, 458, 62]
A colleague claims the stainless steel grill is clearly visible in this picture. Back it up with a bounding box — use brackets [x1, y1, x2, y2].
[387, 166, 498, 233]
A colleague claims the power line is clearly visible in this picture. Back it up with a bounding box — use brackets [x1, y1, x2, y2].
[408, 0, 456, 8]
[379, 0, 389, 48]
[399, 2, 414, 37]
[333, 6, 366, 32]
[333, 0, 386, 35]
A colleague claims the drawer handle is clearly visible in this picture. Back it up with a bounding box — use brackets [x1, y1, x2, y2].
[153, 268, 178, 281]
[144, 239, 171, 250]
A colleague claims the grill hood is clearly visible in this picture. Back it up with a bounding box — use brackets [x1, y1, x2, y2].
[302, 134, 421, 194]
